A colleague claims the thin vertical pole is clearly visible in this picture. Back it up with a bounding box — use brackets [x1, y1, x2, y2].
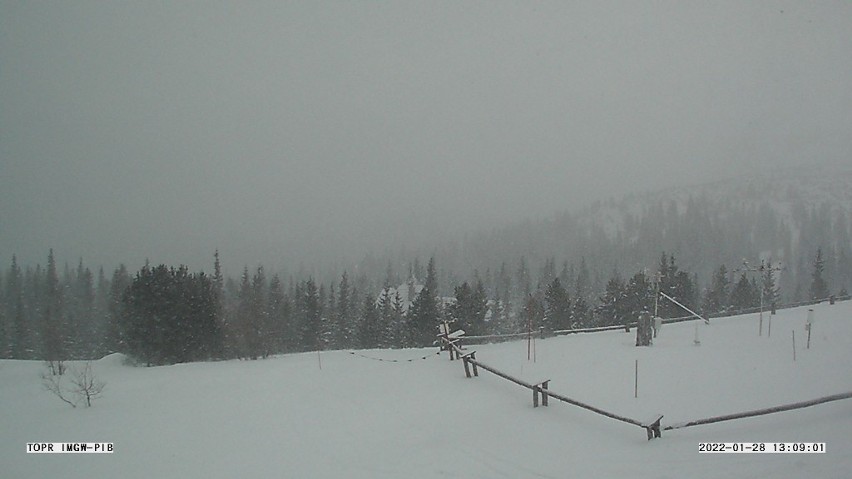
[653, 277, 660, 338]
[634, 359, 639, 399]
[807, 309, 814, 349]
[807, 325, 812, 349]
[768, 299, 772, 338]
[527, 313, 532, 361]
[654, 275, 660, 318]
[533, 331, 537, 363]
[792, 330, 797, 362]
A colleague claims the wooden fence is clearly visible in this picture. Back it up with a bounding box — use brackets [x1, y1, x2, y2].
[440, 321, 852, 441]
[439, 332, 663, 440]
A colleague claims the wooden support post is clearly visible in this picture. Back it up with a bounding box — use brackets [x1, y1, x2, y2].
[438, 335, 451, 360]
[643, 415, 663, 440]
[447, 339, 461, 360]
[461, 352, 478, 378]
[532, 380, 550, 408]
[807, 323, 812, 349]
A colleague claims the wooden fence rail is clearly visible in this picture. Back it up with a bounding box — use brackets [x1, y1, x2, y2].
[664, 391, 852, 431]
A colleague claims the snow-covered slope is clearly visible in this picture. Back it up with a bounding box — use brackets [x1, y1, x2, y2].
[3, 301, 851, 478]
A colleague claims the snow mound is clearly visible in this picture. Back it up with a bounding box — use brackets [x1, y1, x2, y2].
[95, 352, 134, 368]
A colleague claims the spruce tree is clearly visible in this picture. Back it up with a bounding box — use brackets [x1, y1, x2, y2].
[121, 264, 221, 366]
[43, 249, 64, 367]
[358, 293, 380, 349]
[450, 280, 487, 336]
[515, 257, 531, 301]
[334, 272, 353, 349]
[575, 258, 590, 303]
[300, 278, 321, 352]
[521, 292, 544, 336]
[596, 272, 626, 327]
[809, 248, 830, 300]
[571, 295, 590, 329]
[376, 286, 396, 348]
[6, 255, 27, 359]
[267, 274, 290, 355]
[730, 272, 757, 310]
[107, 265, 130, 355]
[543, 277, 571, 332]
[703, 265, 730, 315]
[624, 270, 653, 322]
[761, 261, 780, 308]
[407, 284, 440, 347]
[425, 257, 438, 299]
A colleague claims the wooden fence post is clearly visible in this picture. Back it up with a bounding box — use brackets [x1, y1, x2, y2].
[533, 380, 550, 408]
[643, 415, 663, 440]
[461, 352, 478, 378]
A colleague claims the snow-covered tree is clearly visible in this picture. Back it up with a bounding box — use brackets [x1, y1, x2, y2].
[809, 248, 830, 300]
[543, 277, 571, 332]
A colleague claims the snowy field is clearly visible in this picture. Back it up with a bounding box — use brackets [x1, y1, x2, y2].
[2, 301, 851, 478]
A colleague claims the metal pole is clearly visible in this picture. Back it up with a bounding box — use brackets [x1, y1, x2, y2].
[654, 274, 660, 318]
[634, 359, 638, 398]
[659, 291, 708, 324]
[792, 330, 796, 362]
[527, 312, 532, 361]
[759, 287, 764, 336]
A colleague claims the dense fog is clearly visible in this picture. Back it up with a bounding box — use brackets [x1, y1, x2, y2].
[3, 2, 851, 275]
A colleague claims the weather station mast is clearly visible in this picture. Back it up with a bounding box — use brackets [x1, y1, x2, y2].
[735, 259, 784, 337]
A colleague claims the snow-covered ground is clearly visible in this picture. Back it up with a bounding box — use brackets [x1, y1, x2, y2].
[3, 301, 851, 478]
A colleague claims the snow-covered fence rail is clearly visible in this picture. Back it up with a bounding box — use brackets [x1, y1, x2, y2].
[458, 330, 545, 344]
[664, 391, 852, 431]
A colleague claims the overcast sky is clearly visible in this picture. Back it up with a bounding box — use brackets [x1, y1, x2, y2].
[2, 1, 851, 275]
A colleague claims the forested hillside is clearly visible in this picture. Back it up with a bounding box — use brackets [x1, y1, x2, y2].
[2, 168, 849, 363]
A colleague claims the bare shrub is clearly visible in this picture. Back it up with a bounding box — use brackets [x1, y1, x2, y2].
[70, 362, 106, 407]
[41, 361, 106, 408]
[41, 369, 76, 408]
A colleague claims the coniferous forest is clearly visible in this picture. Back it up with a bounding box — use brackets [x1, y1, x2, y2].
[2, 177, 850, 366]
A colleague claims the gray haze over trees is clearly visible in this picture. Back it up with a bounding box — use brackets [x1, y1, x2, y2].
[2, 2, 852, 276]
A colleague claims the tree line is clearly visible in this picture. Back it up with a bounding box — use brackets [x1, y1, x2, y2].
[0, 247, 842, 365]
